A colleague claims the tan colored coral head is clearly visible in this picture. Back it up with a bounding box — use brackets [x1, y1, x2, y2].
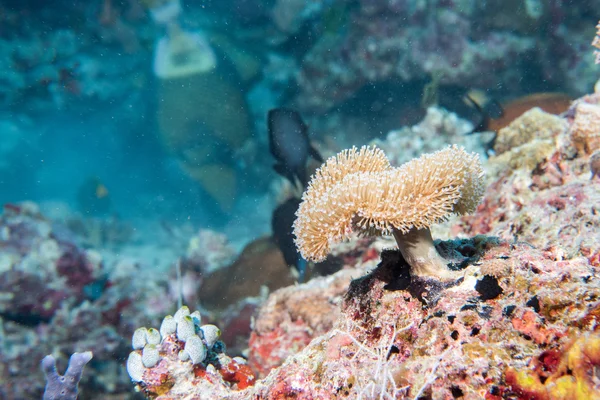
[293, 145, 485, 279]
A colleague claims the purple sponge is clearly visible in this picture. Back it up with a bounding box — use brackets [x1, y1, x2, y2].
[41, 351, 93, 400]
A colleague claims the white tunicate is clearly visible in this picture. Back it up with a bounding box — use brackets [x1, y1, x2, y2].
[146, 328, 161, 345]
[178, 350, 190, 361]
[173, 305, 190, 324]
[200, 324, 221, 349]
[176, 315, 196, 342]
[160, 315, 177, 338]
[132, 327, 148, 350]
[142, 344, 161, 368]
[126, 352, 145, 382]
[184, 335, 207, 365]
[206, 364, 217, 374]
[190, 310, 202, 325]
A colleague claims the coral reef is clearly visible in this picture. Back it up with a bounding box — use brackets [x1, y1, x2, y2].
[0, 1, 150, 111]
[459, 92, 600, 262]
[185, 229, 236, 275]
[290, 1, 597, 113]
[0, 202, 101, 324]
[3, 2, 600, 398]
[568, 100, 600, 155]
[371, 106, 491, 167]
[494, 108, 567, 155]
[0, 202, 179, 399]
[127, 306, 256, 399]
[128, 92, 600, 399]
[248, 268, 358, 377]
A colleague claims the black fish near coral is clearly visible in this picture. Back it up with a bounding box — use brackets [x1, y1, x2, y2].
[268, 108, 323, 189]
[268, 108, 323, 280]
[271, 197, 305, 279]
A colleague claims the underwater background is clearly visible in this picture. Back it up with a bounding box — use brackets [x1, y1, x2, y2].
[1, 0, 600, 399]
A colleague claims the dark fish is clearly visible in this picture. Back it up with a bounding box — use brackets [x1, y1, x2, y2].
[271, 197, 307, 281]
[268, 108, 323, 189]
[436, 87, 504, 134]
[461, 91, 504, 133]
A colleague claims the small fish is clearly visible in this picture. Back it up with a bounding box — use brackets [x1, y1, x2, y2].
[95, 183, 109, 199]
[77, 177, 111, 215]
[271, 197, 307, 281]
[268, 108, 323, 189]
[461, 89, 505, 133]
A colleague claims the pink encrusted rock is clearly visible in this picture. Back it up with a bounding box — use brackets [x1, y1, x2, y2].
[457, 97, 600, 266]
[248, 267, 359, 377]
[238, 94, 599, 398]
[239, 238, 597, 399]
[0, 202, 101, 322]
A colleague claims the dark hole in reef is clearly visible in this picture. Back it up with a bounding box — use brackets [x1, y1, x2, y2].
[451, 330, 459, 340]
[526, 295, 541, 313]
[523, 334, 532, 341]
[386, 345, 400, 361]
[475, 275, 503, 300]
[478, 305, 493, 319]
[461, 303, 478, 311]
[448, 257, 471, 271]
[490, 386, 500, 395]
[503, 305, 516, 317]
[448, 315, 456, 324]
[375, 250, 462, 306]
[0, 311, 50, 326]
[450, 386, 464, 397]
[456, 243, 476, 257]
[470, 327, 481, 336]
[379, 250, 412, 291]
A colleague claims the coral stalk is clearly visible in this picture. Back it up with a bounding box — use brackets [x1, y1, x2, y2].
[392, 227, 452, 278]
